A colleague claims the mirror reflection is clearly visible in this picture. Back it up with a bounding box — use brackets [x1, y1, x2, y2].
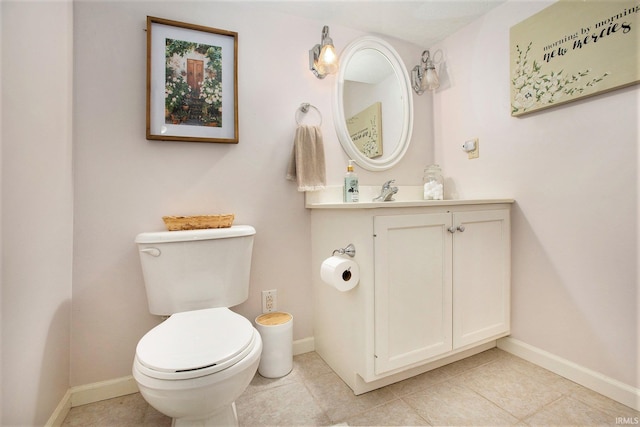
[343, 49, 402, 159]
[333, 37, 413, 171]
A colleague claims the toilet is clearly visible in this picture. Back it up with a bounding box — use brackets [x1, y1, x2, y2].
[132, 225, 262, 427]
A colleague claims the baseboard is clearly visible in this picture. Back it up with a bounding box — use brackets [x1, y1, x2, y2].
[293, 336, 315, 355]
[46, 376, 139, 425]
[47, 335, 316, 424]
[45, 389, 72, 427]
[498, 337, 640, 411]
[70, 375, 140, 407]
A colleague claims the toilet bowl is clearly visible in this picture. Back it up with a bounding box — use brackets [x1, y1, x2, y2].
[132, 307, 262, 427]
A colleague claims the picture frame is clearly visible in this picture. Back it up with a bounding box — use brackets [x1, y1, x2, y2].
[510, 0, 639, 116]
[146, 16, 238, 143]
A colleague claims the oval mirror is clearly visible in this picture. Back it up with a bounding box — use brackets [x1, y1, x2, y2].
[333, 36, 413, 171]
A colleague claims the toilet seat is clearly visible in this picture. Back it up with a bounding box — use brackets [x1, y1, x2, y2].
[135, 307, 257, 380]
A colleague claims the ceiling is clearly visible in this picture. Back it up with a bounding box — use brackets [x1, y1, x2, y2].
[262, 1, 506, 47]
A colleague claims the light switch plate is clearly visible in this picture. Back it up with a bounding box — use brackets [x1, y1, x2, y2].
[467, 138, 479, 159]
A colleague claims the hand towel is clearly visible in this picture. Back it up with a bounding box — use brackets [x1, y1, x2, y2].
[286, 125, 326, 192]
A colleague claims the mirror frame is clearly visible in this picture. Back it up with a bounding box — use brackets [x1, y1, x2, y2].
[333, 36, 413, 171]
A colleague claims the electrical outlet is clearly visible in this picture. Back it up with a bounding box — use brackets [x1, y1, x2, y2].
[262, 289, 277, 313]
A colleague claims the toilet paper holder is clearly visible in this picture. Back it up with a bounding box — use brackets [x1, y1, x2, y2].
[332, 243, 356, 257]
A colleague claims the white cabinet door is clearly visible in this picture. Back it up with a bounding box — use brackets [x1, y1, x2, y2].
[452, 209, 510, 348]
[373, 213, 453, 375]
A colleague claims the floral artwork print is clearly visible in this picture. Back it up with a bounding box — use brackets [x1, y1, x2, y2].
[164, 38, 223, 127]
[358, 117, 382, 158]
[511, 42, 609, 115]
[147, 17, 238, 143]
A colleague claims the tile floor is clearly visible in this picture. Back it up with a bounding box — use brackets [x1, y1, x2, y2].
[63, 348, 639, 426]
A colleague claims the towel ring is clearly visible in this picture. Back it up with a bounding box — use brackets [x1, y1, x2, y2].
[295, 103, 322, 126]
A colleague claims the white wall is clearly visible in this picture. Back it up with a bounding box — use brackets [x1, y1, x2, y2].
[1, 1, 74, 425]
[1, 3, 3, 422]
[71, 1, 432, 386]
[434, 1, 638, 388]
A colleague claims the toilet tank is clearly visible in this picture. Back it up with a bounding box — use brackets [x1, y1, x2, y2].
[135, 225, 256, 315]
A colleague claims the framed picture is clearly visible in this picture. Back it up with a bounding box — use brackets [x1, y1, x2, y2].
[510, 0, 639, 116]
[146, 16, 238, 143]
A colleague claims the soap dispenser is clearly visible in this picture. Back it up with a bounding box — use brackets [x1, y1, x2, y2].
[343, 160, 359, 203]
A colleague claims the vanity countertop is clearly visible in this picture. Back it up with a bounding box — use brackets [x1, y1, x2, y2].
[305, 186, 514, 209]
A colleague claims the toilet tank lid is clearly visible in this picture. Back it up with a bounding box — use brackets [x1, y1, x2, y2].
[135, 225, 255, 244]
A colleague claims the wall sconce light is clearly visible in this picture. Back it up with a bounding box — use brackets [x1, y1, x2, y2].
[412, 50, 440, 94]
[309, 25, 338, 79]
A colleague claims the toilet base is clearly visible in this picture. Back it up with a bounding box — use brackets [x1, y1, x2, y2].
[172, 402, 238, 427]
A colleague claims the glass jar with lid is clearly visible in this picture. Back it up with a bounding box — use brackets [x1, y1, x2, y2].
[423, 164, 444, 200]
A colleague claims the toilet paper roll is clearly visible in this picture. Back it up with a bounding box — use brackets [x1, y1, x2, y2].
[320, 256, 360, 292]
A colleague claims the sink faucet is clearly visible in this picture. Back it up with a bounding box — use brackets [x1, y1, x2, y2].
[373, 180, 398, 202]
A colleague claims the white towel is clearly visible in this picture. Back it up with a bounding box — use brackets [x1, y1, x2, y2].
[286, 125, 326, 192]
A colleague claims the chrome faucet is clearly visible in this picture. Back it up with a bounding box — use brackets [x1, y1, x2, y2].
[373, 180, 398, 202]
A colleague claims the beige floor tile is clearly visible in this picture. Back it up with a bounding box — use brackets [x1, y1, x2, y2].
[497, 352, 582, 394]
[304, 371, 396, 423]
[438, 348, 505, 377]
[403, 381, 519, 426]
[455, 358, 564, 419]
[524, 395, 613, 426]
[345, 398, 431, 426]
[244, 365, 302, 396]
[570, 384, 640, 420]
[294, 351, 335, 380]
[236, 381, 330, 426]
[141, 404, 172, 427]
[386, 365, 454, 397]
[62, 350, 635, 427]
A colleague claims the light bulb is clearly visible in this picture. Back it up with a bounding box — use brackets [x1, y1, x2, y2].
[317, 44, 338, 75]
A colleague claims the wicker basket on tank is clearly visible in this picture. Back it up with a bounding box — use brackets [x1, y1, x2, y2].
[162, 214, 235, 231]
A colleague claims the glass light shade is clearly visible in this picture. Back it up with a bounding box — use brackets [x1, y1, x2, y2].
[317, 44, 338, 75]
[421, 67, 440, 91]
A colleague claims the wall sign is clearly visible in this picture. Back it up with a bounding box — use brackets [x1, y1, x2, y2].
[510, 1, 639, 116]
[346, 102, 383, 158]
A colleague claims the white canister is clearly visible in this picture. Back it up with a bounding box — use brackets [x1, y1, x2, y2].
[254, 312, 293, 378]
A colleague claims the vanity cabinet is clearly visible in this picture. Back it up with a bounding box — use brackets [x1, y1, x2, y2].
[309, 196, 513, 395]
[451, 210, 511, 348]
[373, 213, 452, 374]
[373, 209, 510, 375]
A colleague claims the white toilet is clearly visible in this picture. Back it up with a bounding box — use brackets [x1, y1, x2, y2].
[132, 225, 262, 427]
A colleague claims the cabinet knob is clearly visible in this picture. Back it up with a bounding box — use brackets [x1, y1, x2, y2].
[448, 226, 456, 233]
[457, 225, 466, 232]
